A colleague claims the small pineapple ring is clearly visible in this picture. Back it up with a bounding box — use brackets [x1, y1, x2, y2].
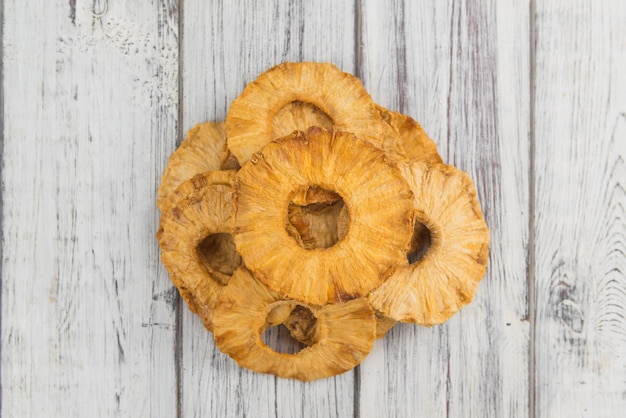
[226, 62, 384, 164]
[369, 162, 490, 325]
[157, 171, 241, 328]
[212, 267, 376, 381]
[233, 127, 415, 305]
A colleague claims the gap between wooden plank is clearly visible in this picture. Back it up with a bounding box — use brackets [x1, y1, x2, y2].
[0, 0, 5, 412]
[175, 2, 185, 418]
[528, 0, 537, 417]
[353, 1, 362, 417]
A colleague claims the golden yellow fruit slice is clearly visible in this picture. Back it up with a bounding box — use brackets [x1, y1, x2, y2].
[369, 162, 490, 325]
[234, 127, 415, 305]
[212, 267, 376, 381]
[157, 171, 241, 327]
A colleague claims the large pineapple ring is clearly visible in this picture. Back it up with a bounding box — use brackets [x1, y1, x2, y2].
[157, 122, 239, 212]
[157, 171, 241, 328]
[234, 127, 415, 305]
[369, 162, 490, 325]
[226, 62, 384, 164]
[212, 267, 376, 381]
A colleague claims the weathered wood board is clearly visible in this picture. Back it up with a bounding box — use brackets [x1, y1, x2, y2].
[1, 0, 624, 416]
[533, 1, 626, 417]
[1, 0, 179, 416]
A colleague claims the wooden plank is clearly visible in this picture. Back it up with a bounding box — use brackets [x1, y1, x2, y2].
[533, 1, 626, 416]
[358, 1, 531, 416]
[1, 0, 179, 415]
[179, 1, 357, 417]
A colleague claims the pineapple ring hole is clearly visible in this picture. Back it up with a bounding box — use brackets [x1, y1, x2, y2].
[407, 222, 432, 264]
[286, 186, 348, 250]
[196, 233, 242, 284]
[261, 304, 318, 354]
[261, 325, 305, 354]
[272, 101, 334, 138]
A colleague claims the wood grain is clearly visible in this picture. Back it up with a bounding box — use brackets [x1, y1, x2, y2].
[358, 1, 531, 416]
[1, 0, 179, 415]
[2, 0, 625, 416]
[179, 1, 357, 417]
[533, 1, 626, 416]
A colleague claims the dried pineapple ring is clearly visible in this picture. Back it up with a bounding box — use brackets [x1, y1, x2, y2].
[226, 62, 384, 164]
[212, 267, 376, 381]
[369, 162, 490, 325]
[376, 105, 443, 165]
[157, 121, 239, 212]
[234, 127, 415, 305]
[157, 170, 241, 327]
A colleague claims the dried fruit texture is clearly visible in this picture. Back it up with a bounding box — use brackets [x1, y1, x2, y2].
[284, 307, 395, 342]
[374, 311, 397, 338]
[283, 186, 392, 341]
[226, 62, 384, 164]
[291, 185, 341, 206]
[158, 171, 242, 328]
[211, 267, 376, 381]
[157, 122, 239, 212]
[286, 185, 349, 250]
[376, 105, 443, 165]
[369, 162, 490, 325]
[265, 303, 295, 327]
[234, 127, 415, 305]
[283, 305, 320, 346]
[164, 170, 236, 211]
[272, 100, 334, 138]
[286, 199, 349, 250]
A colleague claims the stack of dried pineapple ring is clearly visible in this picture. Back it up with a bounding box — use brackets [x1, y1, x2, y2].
[156, 61, 490, 381]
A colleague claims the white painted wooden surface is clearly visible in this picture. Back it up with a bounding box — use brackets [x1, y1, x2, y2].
[1, 0, 179, 416]
[1, 1, 624, 417]
[533, 1, 626, 417]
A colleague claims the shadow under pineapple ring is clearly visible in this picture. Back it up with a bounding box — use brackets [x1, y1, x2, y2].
[233, 127, 416, 305]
